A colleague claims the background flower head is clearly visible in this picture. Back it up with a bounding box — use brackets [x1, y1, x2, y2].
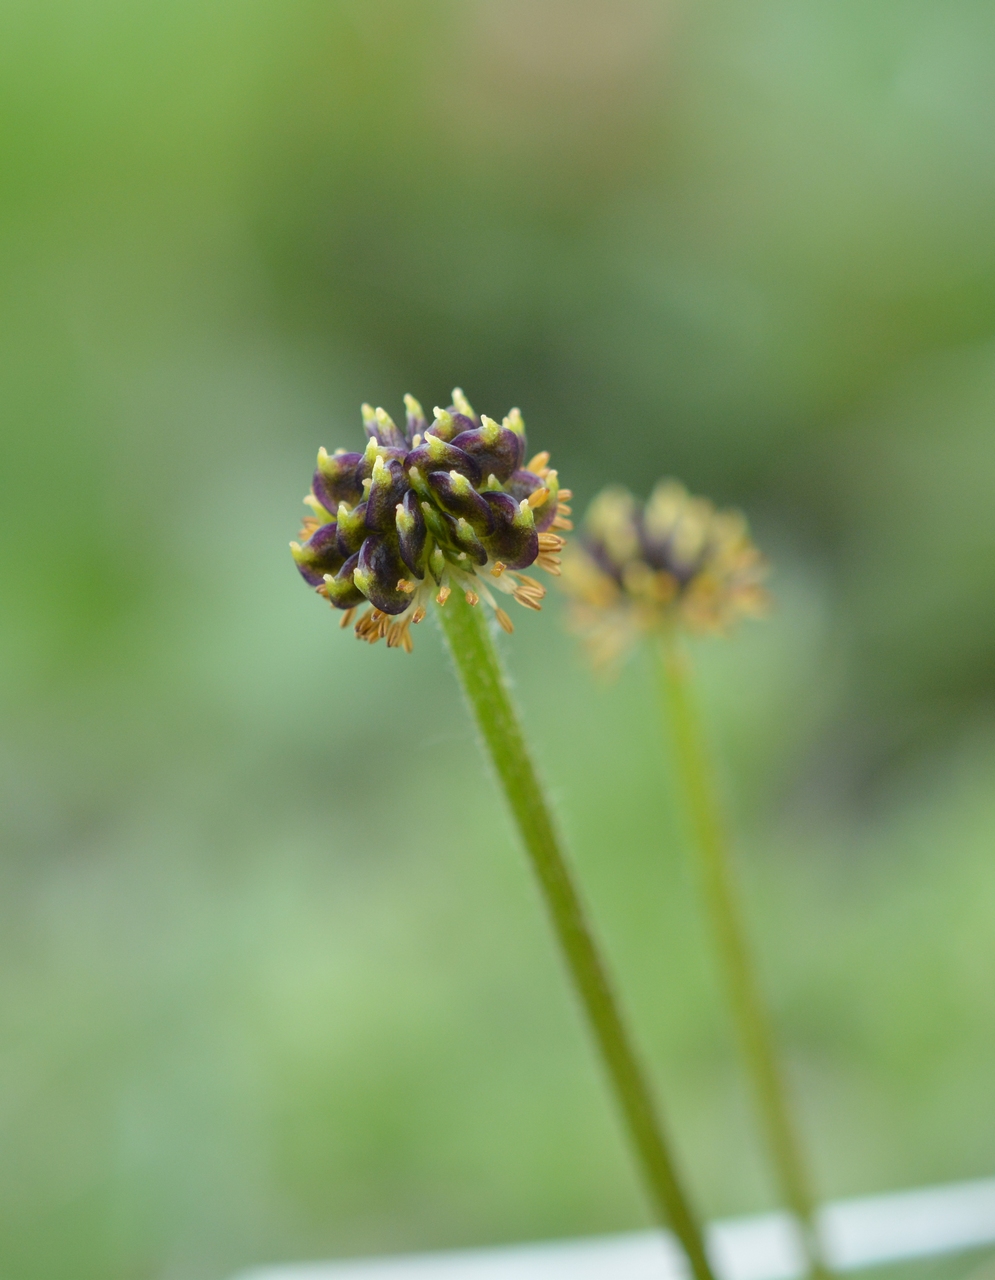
[291, 390, 572, 649]
[562, 480, 769, 667]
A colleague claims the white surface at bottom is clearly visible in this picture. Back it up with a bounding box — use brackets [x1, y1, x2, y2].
[236, 1175, 995, 1280]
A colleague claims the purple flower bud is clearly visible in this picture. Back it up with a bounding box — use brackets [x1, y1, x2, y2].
[395, 490, 427, 578]
[507, 467, 560, 531]
[404, 434, 481, 486]
[481, 492, 539, 569]
[336, 500, 369, 556]
[354, 533, 412, 615]
[426, 469, 495, 534]
[321, 551, 367, 608]
[452, 517, 489, 566]
[361, 404, 408, 451]
[451, 415, 524, 483]
[291, 520, 344, 586]
[365, 456, 409, 533]
[315, 449, 363, 508]
[427, 408, 476, 443]
[357, 439, 407, 482]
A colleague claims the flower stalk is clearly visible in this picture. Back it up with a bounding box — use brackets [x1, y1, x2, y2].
[437, 589, 716, 1280]
[657, 632, 829, 1278]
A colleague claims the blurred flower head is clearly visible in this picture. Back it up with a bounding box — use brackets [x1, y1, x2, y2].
[291, 389, 572, 650]
[561, 481, 768, 667]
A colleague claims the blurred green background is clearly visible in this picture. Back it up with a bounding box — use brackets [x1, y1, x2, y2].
[2, 1, 995, 1277]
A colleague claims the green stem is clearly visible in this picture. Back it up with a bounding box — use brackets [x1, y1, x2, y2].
[437, 591, 716, 1280]
[657, 632, 830, 1278]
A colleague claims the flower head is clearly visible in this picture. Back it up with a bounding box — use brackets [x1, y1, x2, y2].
[291, 389, 572, 650]
[562, 480, 768, 667]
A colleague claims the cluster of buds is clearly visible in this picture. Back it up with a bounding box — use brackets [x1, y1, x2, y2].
[561, 481, 768, 667]
[291, 389, 572, 651]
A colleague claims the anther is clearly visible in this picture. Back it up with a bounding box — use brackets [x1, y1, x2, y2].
[491, 562, 506, 577]
[527, 451, 550, 473]
[397, 578, 415, 593]
[495, 608, 514, 633]
[527, 487, 550, 509]
[436, 585, 451, 606]
[465, 590, 479, 606]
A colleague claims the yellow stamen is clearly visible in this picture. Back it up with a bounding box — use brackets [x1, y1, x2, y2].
[513, 589, 543, 611]
[538, 532, 565, 552]
[397, 578, 415, 593]
[339, 607, 356, 629]
[495, 608, 514, 633]
[436, 585, 451, 606]
[387, 617, 414, 651]
[491, 561, 507, 577]
[527, 486, 550, 509]
[465, 590, 479, 606]
[354, 608, 384, 644]
[527, 451, 550, 473]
